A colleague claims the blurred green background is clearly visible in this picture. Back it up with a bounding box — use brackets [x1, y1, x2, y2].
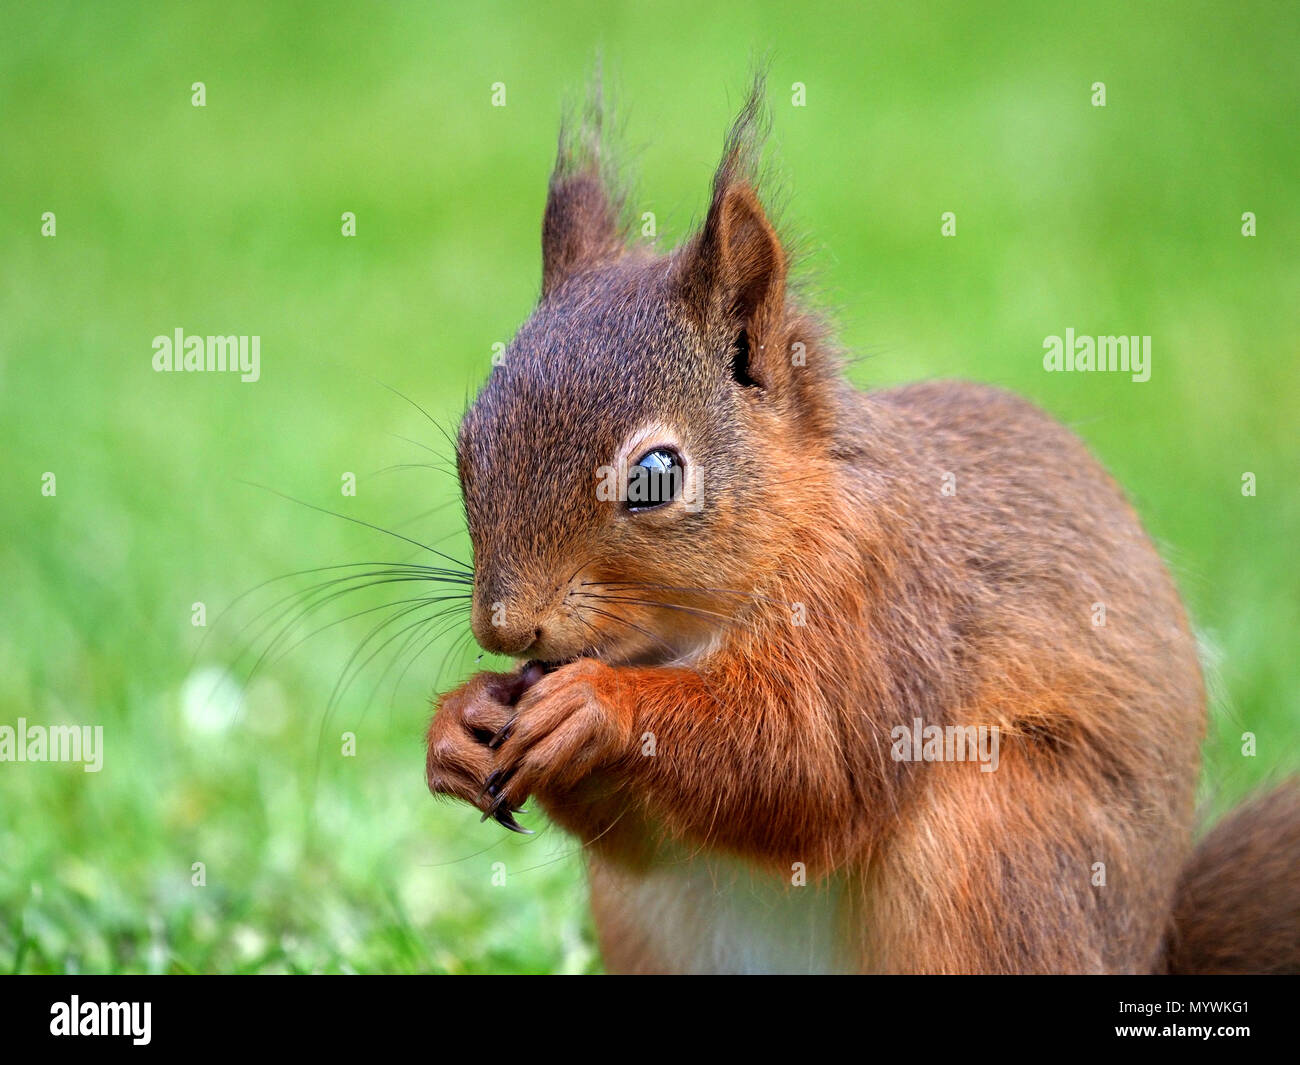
[1, 1, 1296, 973]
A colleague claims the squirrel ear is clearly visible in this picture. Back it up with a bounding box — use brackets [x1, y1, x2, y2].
[675, 80, 790, 387]
[699, 181, 786, 325]
[541, 83, 626, 298]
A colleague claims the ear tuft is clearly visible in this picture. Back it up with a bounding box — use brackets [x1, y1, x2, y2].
[542, 68, 628, 297]
[676, 74, 786, 329]
[710, 71, 770, 210]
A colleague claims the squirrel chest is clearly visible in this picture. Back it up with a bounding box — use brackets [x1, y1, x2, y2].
[588, 851, 856, 975]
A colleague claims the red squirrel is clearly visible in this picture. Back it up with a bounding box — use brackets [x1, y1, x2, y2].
[424, 79, 1300, 974]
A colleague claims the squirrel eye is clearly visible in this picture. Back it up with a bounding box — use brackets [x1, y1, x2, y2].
[626, 448, 683, 511]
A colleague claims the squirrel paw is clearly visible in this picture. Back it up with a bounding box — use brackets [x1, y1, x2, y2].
[425, 671, 534, 833]
[480, 659, 631, 822]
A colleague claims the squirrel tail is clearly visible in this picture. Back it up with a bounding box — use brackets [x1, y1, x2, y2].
[1163, 782, 1300, 974]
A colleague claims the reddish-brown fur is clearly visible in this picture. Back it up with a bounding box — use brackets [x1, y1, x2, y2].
[1164, 785, 1300, 974]
[423, 79, 1298, 974]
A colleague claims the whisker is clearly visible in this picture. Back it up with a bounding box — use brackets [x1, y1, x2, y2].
[367, 462, 459, 480]
[401, 624, 466, 705]
[231, 571, 468, 682]
[210, 570, 460, 709]
[244, 589, 460, 706]
[579, 605, 680, 659]
[306, 602, 468, 800]
[369, 375, 460, 457]
[271, 592, 470, 667]
[590, 579, 876, 637]
[370, 611, 439, 723]
[391, 498, 463, 531]
[574, 592, 737, 626]
[355, 606, 472, 729]
[574, 605, 727, 718]
[318, 601, 459, 745]
[381, 611, 478, 723]
[570, 611, 608, 660]
[389, 432, 450, 461]
[190, 560, 470, 672]
[433, 625, 481, 694]
[582, 580, 787, 609]
[238, 480, 472, 572]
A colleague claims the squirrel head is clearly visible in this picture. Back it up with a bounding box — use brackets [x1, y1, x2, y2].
[458, 81, 842, 666]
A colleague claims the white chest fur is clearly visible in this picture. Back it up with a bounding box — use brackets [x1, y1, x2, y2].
[602, 854, 853, 974]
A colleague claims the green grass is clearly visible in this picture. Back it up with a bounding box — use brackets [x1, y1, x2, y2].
[1, 1, 1296, 973]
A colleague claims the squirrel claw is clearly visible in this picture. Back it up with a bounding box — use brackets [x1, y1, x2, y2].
[481, 774, 519, 820]
[487, 720, 515, 750]
[491, 807, 532, 834]
[478, 769, 504, 803]
[479, 770, 526, 827]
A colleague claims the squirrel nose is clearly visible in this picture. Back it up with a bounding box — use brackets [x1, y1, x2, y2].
[472, 602, 542, 657]
[487, 625, 541, 657]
